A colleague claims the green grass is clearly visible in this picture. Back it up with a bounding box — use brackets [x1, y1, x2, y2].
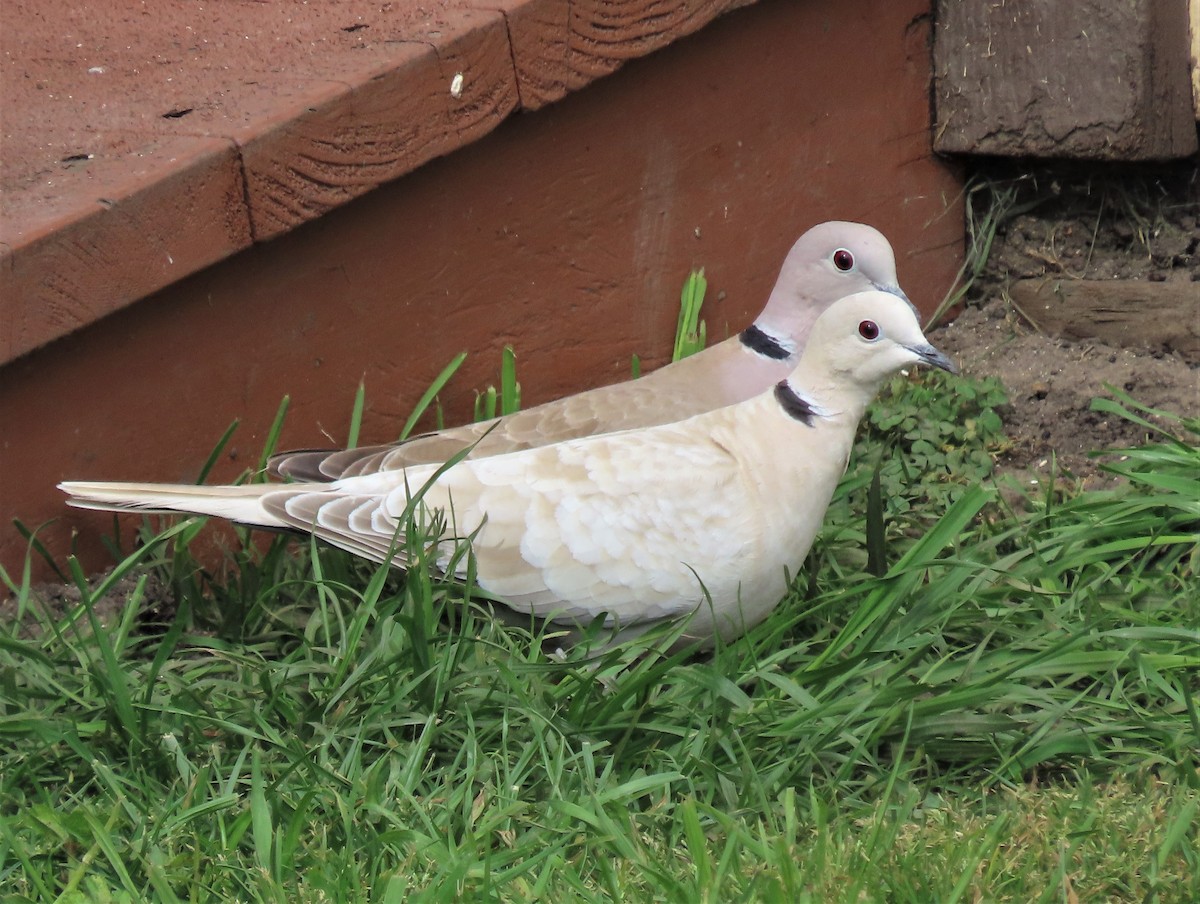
[474, 346, 521, 423]
[673, 269, 708, 362]
[2, 372, 1197, 900]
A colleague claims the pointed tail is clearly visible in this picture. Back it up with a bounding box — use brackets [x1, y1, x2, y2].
[59, 480, 288, 529]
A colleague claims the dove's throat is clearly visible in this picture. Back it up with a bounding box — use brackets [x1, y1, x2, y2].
[776, 366, 874, 432]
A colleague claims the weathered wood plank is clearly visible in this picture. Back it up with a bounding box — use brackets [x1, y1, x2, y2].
[934, 0, 1198, 160]
[241, 9, 519, 241]
[0, 135, 250, 364]
[1009, 278, 1200, 363]
[474, 0, 757, 107]
[2, 0, 766, 361]
[471, 0, 571, 110]
[565, 0, 755, 89]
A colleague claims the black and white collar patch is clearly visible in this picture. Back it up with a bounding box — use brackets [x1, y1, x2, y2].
[740, 324, 792, 361]
[773, 381, 818, 426]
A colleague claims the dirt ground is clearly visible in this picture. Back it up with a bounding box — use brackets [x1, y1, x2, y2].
[6, 161, 1198, 626]
[933, 298, 1197, 485]
[930, 160, 1199, 484]
[0, 568, 175, 639]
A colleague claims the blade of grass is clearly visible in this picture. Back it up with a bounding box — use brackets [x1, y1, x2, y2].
[674, 269, 707, 362]
[500, 345, 521, 415]
[346, 379, 366, 449]
[195, 418, 240, 485]
[253, 396, 291, 479]
[400, 351, 468, 440]
[865, 460, 886, 577]
[10, 519, 68, 584]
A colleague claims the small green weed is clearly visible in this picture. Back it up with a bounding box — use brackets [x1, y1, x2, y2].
[862, 369, 1010, 509]
[673, 268, 707, 362]
[815, 368, 1011, 578]
[474, 345, 521, 421]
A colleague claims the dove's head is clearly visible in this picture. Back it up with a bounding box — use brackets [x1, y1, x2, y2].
[754, 222, 912, 351]
[798, 289, 955, 398]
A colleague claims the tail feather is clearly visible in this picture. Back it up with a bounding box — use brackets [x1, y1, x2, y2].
[58, 480, 287, 529]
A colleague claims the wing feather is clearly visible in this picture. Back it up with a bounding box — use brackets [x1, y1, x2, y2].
[267, 341, 745, 480]
[263, 408, 767, 632]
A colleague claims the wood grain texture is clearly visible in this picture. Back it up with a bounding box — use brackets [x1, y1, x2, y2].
[242, 9, 518, 241]
[565, 0, 753, 89]
[475, 0, 758, 109]
[0, 135, 250, 364]
[934, 0, 1198, 160]
[1191, 0, 1200, 118]
[1010, 278, 1200, 363]
[471, 0, 570, 110]
[437, 8, 522, 144]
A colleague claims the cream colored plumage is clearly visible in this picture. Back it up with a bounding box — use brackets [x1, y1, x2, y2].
[61, 291, 954, 648]
[269, 221, 911, 481]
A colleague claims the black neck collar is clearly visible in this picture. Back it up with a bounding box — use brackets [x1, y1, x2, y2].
[740, 324, 791, 361]
[773, 381, 817, 426]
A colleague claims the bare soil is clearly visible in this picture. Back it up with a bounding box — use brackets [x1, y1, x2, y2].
[933, 299, 1198, 483]
[1, 566, 176, 638]
[930, 160, 1199, 485]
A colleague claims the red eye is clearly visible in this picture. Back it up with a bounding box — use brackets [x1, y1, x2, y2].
[833, 248, 855, 271]
[858, 320, 880, 340]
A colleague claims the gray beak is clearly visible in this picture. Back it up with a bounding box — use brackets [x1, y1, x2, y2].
[905, 342, 958, 374]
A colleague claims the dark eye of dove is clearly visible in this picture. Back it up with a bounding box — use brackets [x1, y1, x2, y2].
[833, 248, 855, 271]
[858, 320, 880, 341]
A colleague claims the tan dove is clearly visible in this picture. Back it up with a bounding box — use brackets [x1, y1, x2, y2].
[62, 290, 954, 649]
[269, 221, 911, 481]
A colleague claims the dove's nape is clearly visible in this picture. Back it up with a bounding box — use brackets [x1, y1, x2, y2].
[61, 289, 954, 650]
[268, 221, 909, 482]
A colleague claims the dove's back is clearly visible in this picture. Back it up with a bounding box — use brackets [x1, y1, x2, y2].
[269, 221, 909, 481]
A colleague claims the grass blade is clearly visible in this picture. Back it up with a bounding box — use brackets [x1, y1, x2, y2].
[400, 351, 468, 440]
[346, 379, 366, 449]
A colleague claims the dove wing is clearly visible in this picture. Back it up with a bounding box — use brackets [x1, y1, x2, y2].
[270, 339, 753, 480]
[264, 418, 762, 629]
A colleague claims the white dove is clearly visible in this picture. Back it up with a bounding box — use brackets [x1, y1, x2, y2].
[269, 221, 911, 481]
[62, 290, 954, 649]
